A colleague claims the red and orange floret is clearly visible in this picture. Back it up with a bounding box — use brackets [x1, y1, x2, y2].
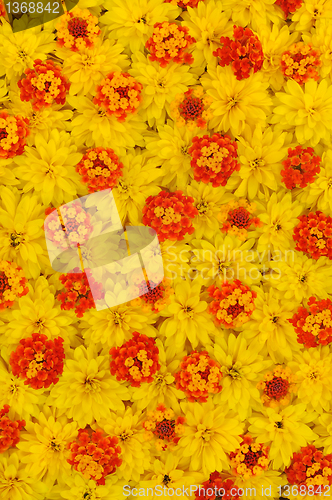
[257, 366, 297, 407]
[146, 22, 195, 67]
[188, 134, 240, 187]
[281, 146, 321, 190]
[76, 147, 124, 193]
[109, 332, 160, 387]
[0, 405, 25, 453]
[170, 88, 213, 129]
[218, 200, 262, 241]
[230, 435, 270, 478]
[195, 472, 242, 500]
[289, 296, 332, 348]
[281, 43, 321, 85]
[275, 0, 303, 18]
[93, 72, 143, 122]
[45, 203, 93, 249]
[0, 111, 29, 159]
[143, 190, 198, 242]
[57, 268, 104, 318]
[9, 333, 65, 389]
[285, 445, 332, 493]
[293, 211, 332, 260]
[67, 428, 122, 485]
[165, 0, 205, 8]
[131, 277, 174, 313]
[214, 25, 264, 80]
[208, 280, 257, 328]
[18, 59, 70, 111]
[0, 260, 28, 310]
[56, 7, 101, 52]
[175, 350, 223, 403]
[143, 404, 185, 451]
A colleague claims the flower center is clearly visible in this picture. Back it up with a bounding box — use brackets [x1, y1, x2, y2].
[183, 305, 194, 318]
[155, 418, 176, 440]
[271, 316, 279, 323]
[196, 201, 209, 214]
[274, 420, 283, 428]
[49, 439, 61, 452]
[163, 474, 171, 486]
[83, 490, 92, 500]
[179, 96, 204, 121]
[226, 366, 242, 379]
[10, 232, 23, 248]
[117, 179, 129, 192]
[111, 311, 123, 325]
[229, 207, 251, 229]
[120, 430, 133, 441]
[299, 274, 307, 283]
[0, 129, 8, 141]
[265, 376, 290, 400]
[249, 158, 264, 170]
[84, 377, 101, 393]
[67, 17, 89, 39]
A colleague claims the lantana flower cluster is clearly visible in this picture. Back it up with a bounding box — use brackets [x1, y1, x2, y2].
[285, 445, 332, 493]
[44, 203, 93, 248]
[218, 199, 262, 240]
[257, 366, 297, 407]
[142, 404, 185, 451]
[0, 260, 28, 310]
[0, 405, 25, 453]
[280, 43, 321, 86]
[0, 111, 29, 159]
[289, 296, 332, 348]
[75, 147, 124, 193]
[56, 8, 101, 52]
[293, 211, 332, 260]
[57, 268, 104, 317]
[281, 146, 321, 189]
[230, 435, 270, 477]
[170, 88, 213, 129]
[146, 22, 195, 67]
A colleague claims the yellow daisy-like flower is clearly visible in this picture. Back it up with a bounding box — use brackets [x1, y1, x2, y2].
[177, 400, 244, 475]
[112, 151, 161, 225]
[219, 0, 282, 32]
[248, 404, 318, 469]
[68, 95, 146, 155]
[181, 0, 233, 70]
[207, 333, 272, 421]
[0, 158, 19, 186]
[186, 181, 233, 240]
[131, 340, 185, 412]
[243, 288, 300, 363]
[271, 78, 332, 146]
[48, 472, 126, 500]
[48, 345, 130, 427]
[314, 413, 332, 454]
[288, 347, 332, 413]
[16, 407, 78, 487]
[294, 148, 332, 214]
[254, 190, 304, 252]
[158, 279, 217, 349]
[303, 19, 332, 78]
[291, 0, 332, 32]
[191, 233, 261, 287]
[201, 65, 273, 136]
[13, 130, 85, 206]
[144, 121, 205, 190]
[0, 187, 49, 279]
[99, 406, 151, 482]
[100, 0, 180, 54]
[269, 253, 332, 301]
[130, 52, 197, 127]
[160, 240, 191, 282]
[233, 470, 286, 500]
[0, 452, 46, 500]
[57, 37, 129, 96]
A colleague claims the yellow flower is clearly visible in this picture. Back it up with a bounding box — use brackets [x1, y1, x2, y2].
[0, 158, 19, 187]
[314, 413, 332, 454]
[16, 407, 78, 487]
[100, 0, 180, 54]
[243, 288, 300, 363]
[13, 130, 85, 206]
[159, 279, 218, 349]
[177, 400, 244, 475]
[303, 19, 332, 78]
[130, 52, 197, 127]
[48, 345, 130, 427]
[99, 406, 152, 482]
[201, 65, 273, 136]
[208, 333, 272, 420]
[233, 469, 286, 500]
[288, 347, 332, 413]
[291, 0, 332, 32]
[0, 187, 49, 279]
[248, 404, 318, 469]
[218, 0, 282, 31]
[271, 78, 332, 146]
[0, 452, 46, 500]
[48, 472, 126, 500]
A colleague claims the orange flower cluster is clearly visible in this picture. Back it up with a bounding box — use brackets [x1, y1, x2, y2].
[195, 473, 241, 500]
[131, 278, 174, 313]
[109, 332, 160, 387]
[257, 366, 297, 407]
[289, 296, 332, 348]
[164, 0, 204, 8]
[213, 25, 264, 80]
[0, 0, 6, 17]
[0, 260, 28, 310]
[76, 147, 124, 193]
[56, 9, 101, 52]
[57, 268, 104, 318]
[175, 350, 223, 403]
[285, 445, 332, 493]
[219, 200, 262, 241]
[44, 203, 93, 248]
[17, 59, 70, 111]
[230, 435, 270, 477]
[281, 145, 321, 189]
[275, 0, 303, 17]
[9, 333, 65, 389]
[281, 43, 321, 85]
[67, 428, 122, 485]
[293, 211, 332, 260]
[142, 190, 198, 242]
[0, 111, 29, 159]
[146, 22, 195, 67]
[142, 404, 185, 451]
[208, 280, 257, 328]
[170, 88, 213, 129]
[0, 405, 25, 453]
[188, 134, 240, 187]
[93, 71, 143, 122]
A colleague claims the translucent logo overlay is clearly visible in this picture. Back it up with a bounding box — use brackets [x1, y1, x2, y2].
[44, 189, 164, 310]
